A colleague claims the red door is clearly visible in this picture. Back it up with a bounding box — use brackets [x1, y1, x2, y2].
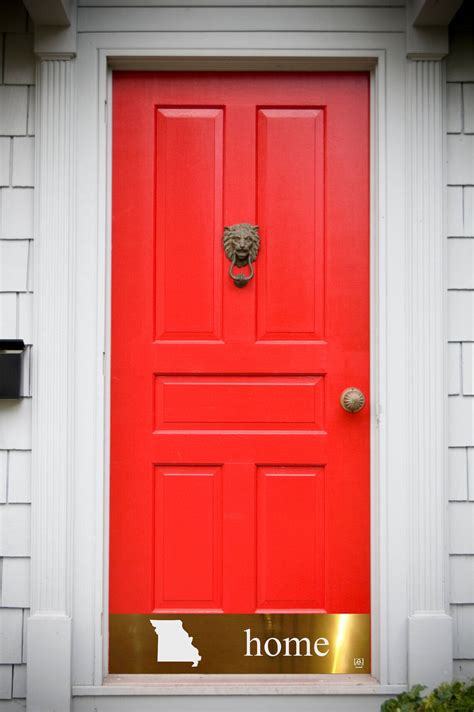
[110, 72, 370, 618]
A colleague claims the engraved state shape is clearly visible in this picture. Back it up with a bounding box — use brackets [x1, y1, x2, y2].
[150, 619, 202, 667]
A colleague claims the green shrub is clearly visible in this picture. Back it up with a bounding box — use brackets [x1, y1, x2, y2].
[381, 680, 474, 711]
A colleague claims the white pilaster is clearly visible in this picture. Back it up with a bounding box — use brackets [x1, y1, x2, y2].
[406, 59, 452, 688]
[27, 57, 75, 712]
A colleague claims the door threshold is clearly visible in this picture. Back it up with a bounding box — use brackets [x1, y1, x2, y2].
[73, 676, 406, 696]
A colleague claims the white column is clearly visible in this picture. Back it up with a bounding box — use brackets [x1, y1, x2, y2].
[406, 58, 452, 688]
[27, 56, 75, 712]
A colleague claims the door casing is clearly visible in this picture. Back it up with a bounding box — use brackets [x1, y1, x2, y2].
[102, 59, 381, 685]
[70, 40, 411, 698]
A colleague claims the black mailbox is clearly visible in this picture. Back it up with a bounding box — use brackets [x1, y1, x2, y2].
[0, 340, 26, 399]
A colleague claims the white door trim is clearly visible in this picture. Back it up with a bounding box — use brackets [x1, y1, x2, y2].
[76, 38, 403, 692]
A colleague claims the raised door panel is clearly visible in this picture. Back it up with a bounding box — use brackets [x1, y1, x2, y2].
[154, 375, 324, 431]
[256, 467, 325, 611]
[154, 466, 223, 611]
[257, 109, 324, 341]
[155, 108, 223, 341]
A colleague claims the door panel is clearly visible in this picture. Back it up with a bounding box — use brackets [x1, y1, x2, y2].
[154, 466, 223, 610]
[256, 466, 325, 611]
[110, 72, 370, 618]
[154, 375, 324, 430]
[155, 108, 223, 341]
[256, 108, 324, 340]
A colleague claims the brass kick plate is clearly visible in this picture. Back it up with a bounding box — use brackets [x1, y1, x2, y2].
[109, 613, 370, 675]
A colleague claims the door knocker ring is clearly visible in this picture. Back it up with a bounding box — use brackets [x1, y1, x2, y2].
[223, 223, 260, 288]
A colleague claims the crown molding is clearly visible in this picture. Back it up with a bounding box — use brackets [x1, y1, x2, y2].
[32, 1, 76, 58]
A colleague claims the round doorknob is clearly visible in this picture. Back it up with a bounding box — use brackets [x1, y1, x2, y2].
[340, 387, 366, 413]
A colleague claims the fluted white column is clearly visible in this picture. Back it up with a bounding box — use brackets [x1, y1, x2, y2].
[28, 57, 75, 712]
[406, 59, 452, 688]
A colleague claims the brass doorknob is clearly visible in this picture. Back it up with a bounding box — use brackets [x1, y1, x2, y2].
[340, 387, 366, 413]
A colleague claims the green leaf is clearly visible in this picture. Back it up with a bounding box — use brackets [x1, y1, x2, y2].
[381, 681, 474, 712]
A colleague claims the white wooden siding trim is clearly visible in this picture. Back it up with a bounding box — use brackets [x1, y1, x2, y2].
[406, 57, 452, 690]
[411, 0, 463, 27]
[77, 7, 405, 32]
[70, 694, 402, 712]
[74, 675, 406, 695]
[78, 0, 405, 7]
[27, 57, 75, 712]
[22, 0, 72, 26]
[68, 31, 410, 701]
[78, 32, 403, 50]
[0, 14, 34, 689]
[433, 7, 474, 679]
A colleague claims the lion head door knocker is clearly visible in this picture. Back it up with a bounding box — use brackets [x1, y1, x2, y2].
[223, 223, 260, 288]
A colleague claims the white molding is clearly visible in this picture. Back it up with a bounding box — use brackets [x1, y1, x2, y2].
[69, 33, 409, 699]
[75, 0, 405, 5]
[69, 694, 400, 712]
[23, 0, 72, 26]
[28, 57, 76, 712]
[76, 6, 405, 33]
[406, 58, 452, 688]
[406, 0, 449, 59]
[73, 676, 406, 696]
[34, 28, 77, 59]
[409, 0, 463, 27]
[33, 1, 77, 58]
[406, 26, 448, 60]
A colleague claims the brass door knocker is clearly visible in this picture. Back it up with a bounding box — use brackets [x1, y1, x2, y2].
[223, 223, 260, 288]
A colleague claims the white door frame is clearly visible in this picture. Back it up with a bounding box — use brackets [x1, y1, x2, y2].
[28, 21, 451, 711]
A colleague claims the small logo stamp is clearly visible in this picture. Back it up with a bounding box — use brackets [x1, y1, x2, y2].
[353, 657, 365, 669]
